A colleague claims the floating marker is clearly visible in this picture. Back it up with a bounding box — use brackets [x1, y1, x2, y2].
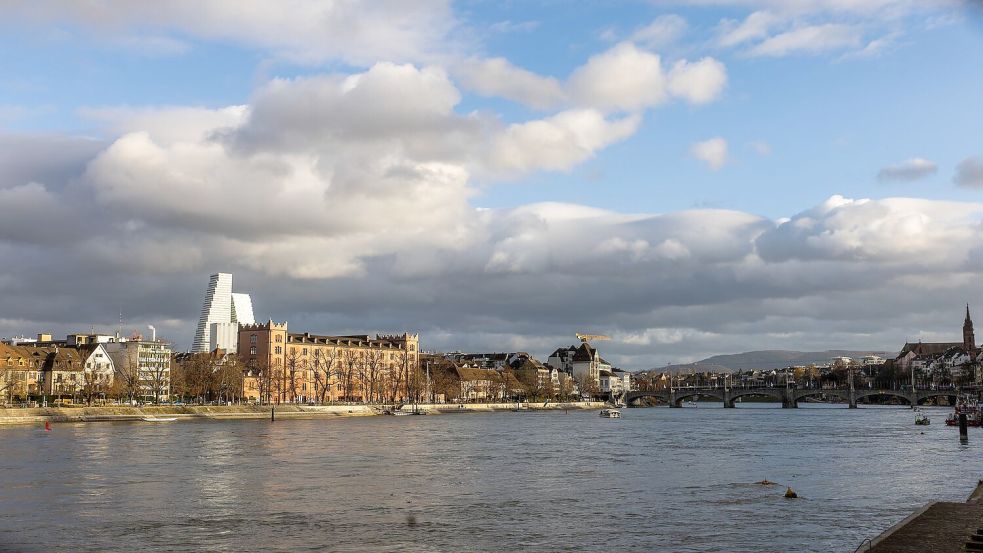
[784, 486, 798, 499]
[44, 421, 50, 432]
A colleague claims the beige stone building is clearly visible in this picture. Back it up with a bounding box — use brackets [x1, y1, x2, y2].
[238, 321, 419, 404]
[0, 344, 44, 403]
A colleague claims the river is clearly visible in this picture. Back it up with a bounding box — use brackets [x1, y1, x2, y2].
[0, 404, 979, 552]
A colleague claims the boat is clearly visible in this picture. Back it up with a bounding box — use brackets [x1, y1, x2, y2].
[914, 410, 930, 425]
[945, 397, 982, 427]
[684, 401, 698, 408]
[141, 417, 177, 422]
[599, 408, 621, 418]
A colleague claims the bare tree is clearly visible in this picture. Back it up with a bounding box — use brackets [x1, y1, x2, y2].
[215, 354, 244, 403]
[0, 366, 28, 405]
[284, 349, 304, 403]
[114, 357, 142, 405]
[311, 348, 339, 404]
[341, 349, 360, 403]
[364, 349, 385, 403]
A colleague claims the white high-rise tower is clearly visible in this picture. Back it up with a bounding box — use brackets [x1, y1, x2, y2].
[191, 273, 254, 353]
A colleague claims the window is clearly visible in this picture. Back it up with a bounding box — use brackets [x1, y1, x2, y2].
[302, 348, 308, 356]
[250, 347, 257, 355]
[275, 346, 282, 354]
[275, 335, 283, 343]
[250, 334, 257, 344]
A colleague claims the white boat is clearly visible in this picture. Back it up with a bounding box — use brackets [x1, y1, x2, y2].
[599, 408, 621, 418]
[684, 401, 698, 408]
[141, 417, 177, 422]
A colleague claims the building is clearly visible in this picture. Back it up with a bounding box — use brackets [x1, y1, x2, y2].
[191, 272, 255, 353]
[238, 321, 419, 404]
[0, 344, 44, 402]
[600, 368, 632, 397]
[79, 343, 115, 391]
[548, 342, 612, 388]
[41, 347, 86, 399]
[104, 340, 172, 402]
[896, 306, 979, 372]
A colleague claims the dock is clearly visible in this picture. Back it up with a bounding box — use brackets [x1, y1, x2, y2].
[866, 480, 983, 552]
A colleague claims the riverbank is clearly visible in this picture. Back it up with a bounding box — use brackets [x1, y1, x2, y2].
[0, 401, 605, 426]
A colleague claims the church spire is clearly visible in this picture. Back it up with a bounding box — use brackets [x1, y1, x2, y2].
[964, 303, 976, 360]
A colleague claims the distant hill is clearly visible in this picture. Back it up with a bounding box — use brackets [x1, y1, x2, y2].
[650, 349, 896, 373]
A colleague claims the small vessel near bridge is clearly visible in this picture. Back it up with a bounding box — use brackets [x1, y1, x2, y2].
[945, 398, 981, 427]
[599, 408, 621, 418]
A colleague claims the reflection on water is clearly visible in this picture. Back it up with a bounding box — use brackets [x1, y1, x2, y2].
[0, 405, 979, 552]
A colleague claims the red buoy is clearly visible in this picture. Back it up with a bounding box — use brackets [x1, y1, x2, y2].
[44, 421, 51, 432]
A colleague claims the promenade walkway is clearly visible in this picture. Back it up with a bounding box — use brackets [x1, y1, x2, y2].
[866, 480, 983, 552]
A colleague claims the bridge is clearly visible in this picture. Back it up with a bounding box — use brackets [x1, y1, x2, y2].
[624, 386, 978, 408]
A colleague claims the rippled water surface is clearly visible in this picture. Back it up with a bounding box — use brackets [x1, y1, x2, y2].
[1, 405, 980, 552]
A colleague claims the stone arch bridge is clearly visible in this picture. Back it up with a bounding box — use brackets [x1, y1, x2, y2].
[625, 387, 973, 408]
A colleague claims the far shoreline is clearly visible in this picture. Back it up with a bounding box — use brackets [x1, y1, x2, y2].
[0, 401, 607, 426]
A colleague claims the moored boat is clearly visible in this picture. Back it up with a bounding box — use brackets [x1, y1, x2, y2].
[914, 410, 930, 425]
[141, 417, 177, 422]
[599, 408, 621, 418]
[944, 397, 982, 427]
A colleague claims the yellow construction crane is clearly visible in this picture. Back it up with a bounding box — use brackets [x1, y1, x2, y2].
[576, 333, 611, 343]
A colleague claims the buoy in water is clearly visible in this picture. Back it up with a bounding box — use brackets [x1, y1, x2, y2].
[44, 421, 51, 432]
[784, 486, 798, 499]
[757, 480, 776, 486]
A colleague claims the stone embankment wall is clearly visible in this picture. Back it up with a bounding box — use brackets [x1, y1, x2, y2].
[0, 401, 603, 426]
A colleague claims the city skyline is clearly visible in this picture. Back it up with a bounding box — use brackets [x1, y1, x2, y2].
[1, 1, 983, 368]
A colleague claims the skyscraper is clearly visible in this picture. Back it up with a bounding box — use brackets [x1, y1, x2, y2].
[191, 273, 254, 353]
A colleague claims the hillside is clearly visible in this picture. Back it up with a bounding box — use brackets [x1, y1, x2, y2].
[652, 349, 896, 373]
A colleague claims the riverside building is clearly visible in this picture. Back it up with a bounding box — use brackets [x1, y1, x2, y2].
[238, 321, 419, 404]
[191, 272, 255, 353]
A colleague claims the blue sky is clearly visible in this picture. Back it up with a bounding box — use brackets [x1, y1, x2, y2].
[2, 1, 983, 366]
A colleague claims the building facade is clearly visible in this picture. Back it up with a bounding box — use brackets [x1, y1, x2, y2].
[191, 272, 255, 353]
[104, 340, 173, 401]
[238, 321, 419, 404]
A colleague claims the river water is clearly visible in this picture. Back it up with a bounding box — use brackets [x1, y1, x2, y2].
[0, 404, 979, 552]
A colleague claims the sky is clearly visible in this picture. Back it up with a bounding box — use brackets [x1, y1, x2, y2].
[1, 0, 983, 369]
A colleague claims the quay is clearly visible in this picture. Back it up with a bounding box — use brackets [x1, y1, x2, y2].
[0, 401, 604, 426]
[865, 480, 983, 552]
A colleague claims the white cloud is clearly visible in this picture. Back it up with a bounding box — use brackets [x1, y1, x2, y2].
[568, 42, 727, 112]
[955, 156, 983, 189]
[4, 0, 460, 66]
[746, 23, 863, 56]
[489, 110, 641, 174]
[690, 137, 729, 170]
[717, 10, 780, 47]
[667, 58, 728, 105]
[568, 42, 669, 112]
[629, 14, 689, 48]
[877, 157, 937, 182]
[454, 57, 565, 110]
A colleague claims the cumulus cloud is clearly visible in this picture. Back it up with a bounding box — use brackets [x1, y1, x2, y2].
[568, 42, 727, 112]
[955, 156, 983, 189]
[877, 157, 938, 182]
[454, 57, 566, 110]
[2, 0, 459, 65]
[458, 43, 727, 111]
[690, 137, 729, 170]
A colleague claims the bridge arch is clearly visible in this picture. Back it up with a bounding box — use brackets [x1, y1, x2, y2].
[625, 391, 670, 406]
[914, 391, 959, 406]
[854, 389, 912, 405]
[726, 388, 785, 407]
[793, 389, 851, 405]
[672, 389, 725, 406]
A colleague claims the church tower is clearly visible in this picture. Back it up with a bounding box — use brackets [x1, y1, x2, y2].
[964, 304, 976, 361]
